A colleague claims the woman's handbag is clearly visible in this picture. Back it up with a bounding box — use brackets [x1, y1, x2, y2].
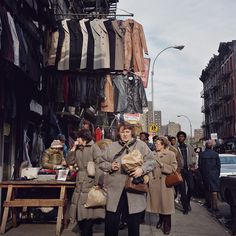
[87, 161, 96, 177]
[125, 176, 148, 194]
[84, 186, 107, 208]
[165, 171, 183, 187]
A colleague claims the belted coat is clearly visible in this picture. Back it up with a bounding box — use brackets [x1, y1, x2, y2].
[67, 141, 105, 222]
[146, 149, 177, 214]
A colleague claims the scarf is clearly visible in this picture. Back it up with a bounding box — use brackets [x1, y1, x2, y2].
[114, 138, 137, 160]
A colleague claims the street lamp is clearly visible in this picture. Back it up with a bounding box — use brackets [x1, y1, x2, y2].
[151, 45, 185, 124]
[177, 114, 193, 139]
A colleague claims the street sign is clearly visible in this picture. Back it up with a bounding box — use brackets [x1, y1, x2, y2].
[211, 133, 218, 140]
[149, 124, 158, 133]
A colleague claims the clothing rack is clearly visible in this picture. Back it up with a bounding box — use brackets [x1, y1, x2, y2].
[55, 12, 134, 18]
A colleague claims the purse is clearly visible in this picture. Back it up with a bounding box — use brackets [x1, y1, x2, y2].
[125, 176, 148, 194]
[165, 171, 183, 187]
[84, 186, 107, 208]
[87, 161, 96, 177]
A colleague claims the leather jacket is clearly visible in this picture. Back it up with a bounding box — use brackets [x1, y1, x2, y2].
[112, 74, 147, 113]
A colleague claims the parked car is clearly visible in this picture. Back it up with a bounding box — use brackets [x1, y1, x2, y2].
[219, 154, 236, 177]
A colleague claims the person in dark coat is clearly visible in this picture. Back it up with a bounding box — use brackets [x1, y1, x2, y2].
[198, 140, 221, 211]
[176, 131, 197, 215]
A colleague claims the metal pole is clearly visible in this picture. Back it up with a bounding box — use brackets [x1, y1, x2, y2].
[177, 115, 192, 139]
[151, 46, 185, 124]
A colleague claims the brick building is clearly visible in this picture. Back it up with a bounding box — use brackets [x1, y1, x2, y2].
[200, 41, 236, 141]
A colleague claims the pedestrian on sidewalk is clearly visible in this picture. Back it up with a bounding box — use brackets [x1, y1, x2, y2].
[67, 129, 105, 236]
[99, 122, 155, 236]
[140, 132, 155, 151]
[176, 131, 197, 214]
[198, 140, 221, 212]
[146, 137, 177, 235]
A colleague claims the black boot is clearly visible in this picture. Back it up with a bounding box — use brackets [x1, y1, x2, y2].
[156, 214, 163, 229]
[163, 215, 171, 235]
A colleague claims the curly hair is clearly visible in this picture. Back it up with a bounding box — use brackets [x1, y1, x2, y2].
[156, 136, 169, 149]
[117, 122, 136, 139]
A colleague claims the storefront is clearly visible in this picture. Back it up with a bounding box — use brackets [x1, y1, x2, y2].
[0, 0, 150, 231]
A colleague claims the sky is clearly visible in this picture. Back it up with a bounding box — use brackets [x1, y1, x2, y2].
[117, 0, 236, 135]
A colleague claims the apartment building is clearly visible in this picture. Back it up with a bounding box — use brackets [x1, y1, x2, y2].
[200, 41, 236, 141]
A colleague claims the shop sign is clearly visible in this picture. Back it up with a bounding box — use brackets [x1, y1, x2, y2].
[210, 133, 218, 140]
[124, 113, 141, 124]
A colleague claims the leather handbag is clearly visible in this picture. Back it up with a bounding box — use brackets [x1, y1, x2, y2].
[165, 171, 183, 187]
[125, 176, 148, 194]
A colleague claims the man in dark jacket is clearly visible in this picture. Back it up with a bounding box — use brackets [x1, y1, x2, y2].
[198, 140, 221, 211]
[177, 131, 197, 214]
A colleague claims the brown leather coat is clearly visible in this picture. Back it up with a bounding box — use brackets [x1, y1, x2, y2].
[123, 19, 148, 72]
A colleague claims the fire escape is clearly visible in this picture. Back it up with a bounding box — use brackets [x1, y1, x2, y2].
[52, 0, 126, 20]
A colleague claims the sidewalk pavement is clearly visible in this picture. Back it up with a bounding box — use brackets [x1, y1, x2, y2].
[3, 201, 231, 236]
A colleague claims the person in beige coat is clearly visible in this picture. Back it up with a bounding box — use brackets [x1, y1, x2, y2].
[146, 137, 177, 235]
[67, 129, 104, 236]
[99, 122, 156, 236]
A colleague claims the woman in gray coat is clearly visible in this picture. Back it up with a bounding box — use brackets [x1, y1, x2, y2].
[67, 129, 104, 236]
[99, 122, 156, 236]
[146, 137, 177, 235]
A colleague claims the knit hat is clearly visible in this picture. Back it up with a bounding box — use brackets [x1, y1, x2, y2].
[50, 140, 63, 148]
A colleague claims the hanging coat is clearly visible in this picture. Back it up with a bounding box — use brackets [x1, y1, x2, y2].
[111, 20, 125, 71]
[7, 12, 19, 66]
[100, 74, 114, 112]
[85, 20, 94, 70]
[47, 30, 59, 66]
[112, 74, 148, 113]
[103, 20, 116, 71]
[90, 19, 110, 70]
[57, 19, 70, 70]
[123, 19, 148, 72]
[79, 19, 89, 70]
[67, 20, 83, 70]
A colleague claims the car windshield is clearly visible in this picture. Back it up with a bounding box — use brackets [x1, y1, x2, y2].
[220, 156, 236, 164]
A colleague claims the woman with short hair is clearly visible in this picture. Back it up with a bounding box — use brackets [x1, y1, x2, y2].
[99, 122, 156, 236]
[67, 128, 104, 236]
[146, 137, 177, 235]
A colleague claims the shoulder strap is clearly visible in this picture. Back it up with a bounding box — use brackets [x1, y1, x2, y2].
[113, 138, 137, 160]
[113, 145, 127, 160]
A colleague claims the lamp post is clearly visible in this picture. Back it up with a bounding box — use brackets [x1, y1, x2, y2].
[177, 114, 193, 139]
[151, 45, 185, 124]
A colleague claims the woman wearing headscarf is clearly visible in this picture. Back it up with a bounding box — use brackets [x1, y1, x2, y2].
[146, 137, 177, 235]
[99, 122, 155, 236]
[67, 129, 104, 236]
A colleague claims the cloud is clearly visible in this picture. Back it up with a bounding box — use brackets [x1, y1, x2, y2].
[118, 0, 236, 134]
